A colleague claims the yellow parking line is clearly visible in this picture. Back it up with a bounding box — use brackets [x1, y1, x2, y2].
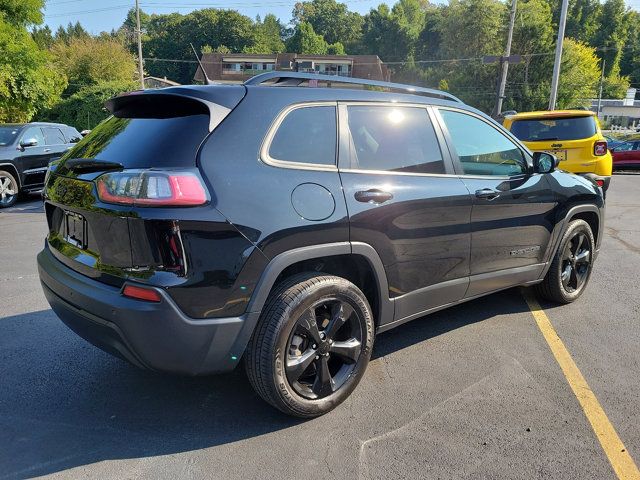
[524, 292, 640, 480]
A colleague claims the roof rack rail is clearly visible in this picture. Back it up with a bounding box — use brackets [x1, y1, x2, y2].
[244, 71, 462, 103]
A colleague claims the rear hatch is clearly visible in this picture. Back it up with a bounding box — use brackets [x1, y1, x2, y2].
[44, 86, 245, 286]
[508, 113, 603, 173]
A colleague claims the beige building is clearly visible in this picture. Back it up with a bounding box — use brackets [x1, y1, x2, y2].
[193, 53, 390, 84]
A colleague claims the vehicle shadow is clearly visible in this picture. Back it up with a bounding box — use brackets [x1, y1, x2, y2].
[0, 289, 532, 478]
[0, 196, 43, 214]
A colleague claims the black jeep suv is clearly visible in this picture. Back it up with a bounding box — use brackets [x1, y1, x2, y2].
[0, 122, 82, 207]
[37, 73, 604, 417]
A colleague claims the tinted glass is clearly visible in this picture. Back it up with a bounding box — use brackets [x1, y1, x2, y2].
[269, 106, 336, 166]
[440, 110, 526, 176]
[21, 127, 45, 146]
[43, 127, 66, 145]
[65, 127, 82, 143]
[510, 116, 597, 141]
[346, 106, 444, 174]
[0, 127, 19, 146]
[58, 114, 209, 170]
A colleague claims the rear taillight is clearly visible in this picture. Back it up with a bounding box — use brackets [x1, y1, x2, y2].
[96, 169, 208, 206]
[594, 140, 607, 156]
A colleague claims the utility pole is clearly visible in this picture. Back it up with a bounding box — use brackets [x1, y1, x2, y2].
[135, 0, 145, 89]
[548, 0, 569, 110]
[596, 58, 606, 118]
[493, 0, 518, 118]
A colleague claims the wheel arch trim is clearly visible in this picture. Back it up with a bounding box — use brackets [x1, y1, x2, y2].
[231, 242, 394, 359]
[0, 163, 21, 187]
[539, 203, 602, 280]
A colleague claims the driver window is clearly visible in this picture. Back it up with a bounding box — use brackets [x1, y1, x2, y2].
[440, 110, 527, 176]
[21, 127, 45, 147]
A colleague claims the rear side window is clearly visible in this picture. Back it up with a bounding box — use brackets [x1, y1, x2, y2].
[345, 105, 445, 174]
[267, 105, 336, 166]
[43, 127, 66, 145]
[510, 116, 597, 141]
[58, 114, 210, 171]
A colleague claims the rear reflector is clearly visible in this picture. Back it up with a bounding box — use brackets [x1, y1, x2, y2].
[595, 179, 605, 187]
[123, 284, 162, 302]
[594, 140, 607, 156]
[96, 169, 208, 207]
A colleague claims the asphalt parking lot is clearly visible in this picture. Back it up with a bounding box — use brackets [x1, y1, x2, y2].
[1, 175, 638, 480]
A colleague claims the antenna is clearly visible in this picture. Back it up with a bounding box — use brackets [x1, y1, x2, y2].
[190, 43, 214, 86]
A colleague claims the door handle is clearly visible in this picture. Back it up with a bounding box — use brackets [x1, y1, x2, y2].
[43, 148, 51, 152]
[475, 188, 500, 200]
[355, 189, 393, 204]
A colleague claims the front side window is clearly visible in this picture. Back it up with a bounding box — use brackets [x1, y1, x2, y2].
[43, 127, 66, 145]
[268, 106, 336, 166]
[440, 110, 526, 176]
[21, 127, 45, 146]
[346, 105, 445, 174]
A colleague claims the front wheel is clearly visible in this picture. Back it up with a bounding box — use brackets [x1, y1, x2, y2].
[0, 170, 19, 208]
[245, 273, 374, 418]
[535, 219, 595, 304]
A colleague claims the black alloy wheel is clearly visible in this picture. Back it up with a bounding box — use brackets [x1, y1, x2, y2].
[245, 273, 374, 418]
[535, 219, 595, 304]
[285, 298, 363, 399]
[560, 231, 591, 293]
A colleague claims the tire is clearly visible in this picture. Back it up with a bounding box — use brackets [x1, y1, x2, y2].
[0, 170, 19, 208]
[245, 273, 374, 418]
[535, 219, 595, 304]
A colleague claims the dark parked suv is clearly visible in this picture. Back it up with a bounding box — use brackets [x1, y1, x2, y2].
[0, 122, 82, 207]
[37, 73, 604, 417]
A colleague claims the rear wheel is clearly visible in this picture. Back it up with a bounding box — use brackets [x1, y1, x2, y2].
[245, 273, 374, 418]
[535, 219, 595, 304]
[0, 170, 18, 208]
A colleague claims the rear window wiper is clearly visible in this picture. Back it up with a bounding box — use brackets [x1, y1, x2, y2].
[64, 158, 124, 173]
[533, 137, 559, 141]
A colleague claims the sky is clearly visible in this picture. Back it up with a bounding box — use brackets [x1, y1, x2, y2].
[43, 0, 383, 34]
[43, 0, 640, 35]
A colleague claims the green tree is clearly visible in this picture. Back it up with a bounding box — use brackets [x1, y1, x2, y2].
[292, 0, 363, 47]
[243, 14, 285, 53]
[0, 0, 66, 122]
[50, 37, 137, 94]
[556, 38, 601, 108]
[286, 21, 328, 54]
[565, 0, 601, 44]
[592, 0, 628, 78]
[620, 10, 640, 87]
[31, 25, 54, 49]
[54, 21, 90, 45]
[38, 80, 137, 130]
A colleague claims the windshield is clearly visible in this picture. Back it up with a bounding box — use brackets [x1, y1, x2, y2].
[0, 127, 20, 146]
[510, 116, 597, 142]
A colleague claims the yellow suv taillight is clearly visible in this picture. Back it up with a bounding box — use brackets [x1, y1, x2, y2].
[594, 140, 607, 156]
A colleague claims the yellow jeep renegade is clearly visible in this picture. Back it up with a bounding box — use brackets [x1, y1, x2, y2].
[503, 110, 612, 191]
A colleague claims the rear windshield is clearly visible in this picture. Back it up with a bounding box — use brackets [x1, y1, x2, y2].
[57, 114, 210, 171]
[510, 116, 597, 141]
[0, 127, 20, 146]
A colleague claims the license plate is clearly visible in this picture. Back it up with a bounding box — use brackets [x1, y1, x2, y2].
[544, 149, 567, 161]
[64, 211, 87, 249]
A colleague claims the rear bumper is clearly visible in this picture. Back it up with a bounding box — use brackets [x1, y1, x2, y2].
[37, 244, 259, 375]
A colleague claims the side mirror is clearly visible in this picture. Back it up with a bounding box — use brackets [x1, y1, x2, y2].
[20, 138, 38, 148]
[533, 151, 558, 174]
